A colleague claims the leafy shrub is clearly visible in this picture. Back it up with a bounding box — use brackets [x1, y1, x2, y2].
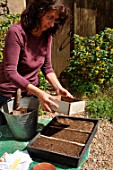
[38, 71, 47, 90]
[86, 92, 113, 122]
[0, 14, 20, 61]
[64, 28, 113, 97]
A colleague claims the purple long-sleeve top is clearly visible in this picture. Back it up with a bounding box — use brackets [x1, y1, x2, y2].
[0, 23, 54, 98]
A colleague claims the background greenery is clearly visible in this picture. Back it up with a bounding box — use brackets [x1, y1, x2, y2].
[65, 28, 113, 96]
[0, 14, 113, 121]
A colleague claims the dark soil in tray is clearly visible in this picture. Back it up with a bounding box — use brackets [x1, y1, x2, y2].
[28, 116, 98, 160]
[30, 135, 84, 157]
[51, 117, 95, 132]
[42, 126, 90, 144]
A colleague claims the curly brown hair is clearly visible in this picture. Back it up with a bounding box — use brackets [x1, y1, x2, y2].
[21, 0, 70, 36]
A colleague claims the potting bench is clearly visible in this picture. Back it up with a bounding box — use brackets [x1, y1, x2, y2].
[0, 118, 90, 170]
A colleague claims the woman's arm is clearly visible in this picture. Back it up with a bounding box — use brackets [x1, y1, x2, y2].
[27, 71, 73, 112]
[46, 72, 73, 97]
[27, 83, 59, 112]
[3, 25, 30, 90]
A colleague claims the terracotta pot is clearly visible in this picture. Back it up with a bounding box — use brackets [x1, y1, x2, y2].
[32, 162, 56, 170]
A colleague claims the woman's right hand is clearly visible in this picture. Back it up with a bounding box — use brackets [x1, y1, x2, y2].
[27, 84, 58, 112]
[37, 90, 59, 112]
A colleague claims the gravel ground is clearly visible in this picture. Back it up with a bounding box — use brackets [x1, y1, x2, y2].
[40, 112, 113, 170]
[81, 120, 113, 170]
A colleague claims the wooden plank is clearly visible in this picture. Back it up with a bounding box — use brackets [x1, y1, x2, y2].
[51, 0, 73, 77]
[51, 20, 70, 77]
[74, 0, 96, 37]
[96, 0, 113, 33]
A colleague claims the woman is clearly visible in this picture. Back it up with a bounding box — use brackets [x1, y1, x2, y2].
[0, 0, 73, 125]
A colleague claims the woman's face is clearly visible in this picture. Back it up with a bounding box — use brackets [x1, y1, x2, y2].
[40, 9, 59, 31]
[32, 9, 59, 36]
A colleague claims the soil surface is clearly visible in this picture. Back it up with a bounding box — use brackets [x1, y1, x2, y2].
[42, 126, 89, 144]
[30, 117, 96, 159]
[39, 112, 113, 170]
[31, 135, 83, 157]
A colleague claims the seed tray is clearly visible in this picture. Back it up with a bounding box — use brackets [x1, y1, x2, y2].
[50, 96, 86, 115]
[27, 115, 99, 167]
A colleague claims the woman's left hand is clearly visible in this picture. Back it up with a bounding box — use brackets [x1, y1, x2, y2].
[46, 72, 74, 98]
[56, 87, 74, 98]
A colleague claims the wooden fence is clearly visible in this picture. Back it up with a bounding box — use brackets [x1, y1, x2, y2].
[74, 0, 113, 37]
[53, 0, 113, 77]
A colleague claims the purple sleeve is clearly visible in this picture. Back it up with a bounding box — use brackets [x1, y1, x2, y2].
[41, 35, 54, 76]
[3, 26, 29, 90]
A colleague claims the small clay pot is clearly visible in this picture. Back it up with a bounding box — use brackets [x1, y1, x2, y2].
[32, 162, 56, 170]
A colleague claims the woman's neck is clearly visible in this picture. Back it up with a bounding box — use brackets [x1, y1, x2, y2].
[31, 28, 42, 37]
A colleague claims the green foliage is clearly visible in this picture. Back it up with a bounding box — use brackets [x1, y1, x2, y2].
[65, 27, 113, 96]
[38, 71, 48, 91]
[0, 14, 20, 61]
[86, 92, 113, 122]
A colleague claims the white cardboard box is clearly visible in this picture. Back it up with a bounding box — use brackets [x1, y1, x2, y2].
[50, 96, 86, 115]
